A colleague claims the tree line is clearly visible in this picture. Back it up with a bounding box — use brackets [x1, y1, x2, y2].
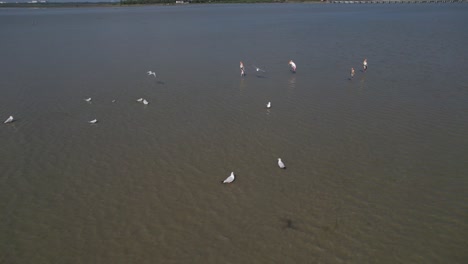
[121, 0, 319, 5]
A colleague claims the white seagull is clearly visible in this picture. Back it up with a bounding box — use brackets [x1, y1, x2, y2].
[88, 119, 98, 124]
[278, 158, 286, 169]
[223, 172, 235, 184]
[147, 71, 156, 77]
[253, 65, 266, 72]
[266, 102, 271, 109]
[4, 116, 14, 124]
[137, 98, 144, 102]
[143, 99, 149, 105]
[84, 98, 92, 102]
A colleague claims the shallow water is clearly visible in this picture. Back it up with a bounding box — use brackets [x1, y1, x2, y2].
[1, 3, 468, 263]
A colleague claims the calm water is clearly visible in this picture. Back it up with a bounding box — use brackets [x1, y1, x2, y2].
[1, 3, 468, 263]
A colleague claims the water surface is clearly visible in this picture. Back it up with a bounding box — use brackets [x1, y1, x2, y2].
[1, 3, 468, 263]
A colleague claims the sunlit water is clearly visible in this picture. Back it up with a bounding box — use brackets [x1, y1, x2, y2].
[1, 3, 467, 263]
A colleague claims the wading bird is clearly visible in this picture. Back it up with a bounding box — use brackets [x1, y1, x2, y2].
[289, 60, 296, 73]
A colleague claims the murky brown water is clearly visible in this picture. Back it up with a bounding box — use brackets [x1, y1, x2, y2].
[1, 3, 468, 263]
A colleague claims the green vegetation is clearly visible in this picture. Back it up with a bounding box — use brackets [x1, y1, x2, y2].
[121, 0, 322, 5]
[0, 0, 322, 8]
[0, 2, 120, 8]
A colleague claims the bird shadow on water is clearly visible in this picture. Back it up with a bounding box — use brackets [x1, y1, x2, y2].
[280, 217, 299, 231]
[279, 215, 340, 235]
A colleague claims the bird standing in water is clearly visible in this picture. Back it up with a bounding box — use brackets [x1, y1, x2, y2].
[240, 61, 245, 76]
[289, 60, 296, 73]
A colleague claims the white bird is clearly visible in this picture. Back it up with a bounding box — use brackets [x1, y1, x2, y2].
[88, 119, 98, 124]
[223, 172, 235, 184]
[143, 99, 149, 105]
[266, 102, 271, 109]
[4, 116, 14, 124]
[253, 65, 266, 72]
[289, 60, 297, 73]
[278, 158, 286, 169]
[84, 98, 92, 102]
[147, 71, 156, 77]
[137, 98, 144, 102]
[112, 99, 116, 103]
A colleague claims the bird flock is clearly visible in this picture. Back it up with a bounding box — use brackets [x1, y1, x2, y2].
[3, 59, 368, 184]
[83, 72, 155, 123]
[225, 58, 368, 184]
[221, 60, 301, 184]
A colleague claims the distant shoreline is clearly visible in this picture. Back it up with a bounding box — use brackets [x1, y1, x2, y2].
[0, 0, 324, 9]
[1, 0, 465, 8]
[0, 2, 119, 8]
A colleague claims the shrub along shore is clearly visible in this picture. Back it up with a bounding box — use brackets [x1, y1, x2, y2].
[0, 0, 323, 8]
